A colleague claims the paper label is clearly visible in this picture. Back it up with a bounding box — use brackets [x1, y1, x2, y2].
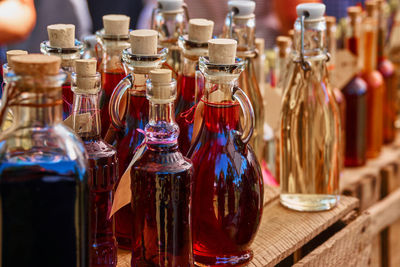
[63, 113, 92, 133]
[264, 84, 283, 133]
[110, 142, 146, 218]
[332, 49, 359, 90]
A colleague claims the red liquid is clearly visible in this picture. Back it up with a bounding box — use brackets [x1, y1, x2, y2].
[84, 138, 118, 266]
[115, 93, 149, 249]
[62, 83, 73, 120]
[176, 75, 197, 155]
[188, 102, 263, 266]
[130, 145, 193, 266]
[342, 76, 368, 167]
[100, 71, 126, 138]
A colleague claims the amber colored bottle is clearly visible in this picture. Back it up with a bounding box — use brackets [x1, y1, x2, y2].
[363, 1, 385, 158]
[342, 6, 368, 167]
[376, 0, 398, 143]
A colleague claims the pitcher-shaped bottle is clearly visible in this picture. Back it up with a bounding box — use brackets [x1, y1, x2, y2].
[222, 0, 265, 162]
[188, 39, 263, 266]
[108, 30, 167, 249]
[280, 3, 341, 211]
[41, 24, 83, 120]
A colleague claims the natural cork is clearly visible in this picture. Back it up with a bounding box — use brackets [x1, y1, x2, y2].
[75, 59, 98, 90]
[365, 0, 377, 17]
[12, 54, 61, 76]
[150, 69, 172, 83]
[103, 14, 130, 35]
[255, 38, 265, 53]
[188, 19, 214, 43]
[150, 69, 173, 101]
[208, 39, 237, 64]
[347, 6, 362, 17]
[47, 24, 75, 48]
[130, 29, 158, 55]
[6, 50, 28, 68]
[325, 16, 336, 26]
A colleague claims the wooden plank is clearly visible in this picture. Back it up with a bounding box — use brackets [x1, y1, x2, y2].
[293, 212, 371, 267]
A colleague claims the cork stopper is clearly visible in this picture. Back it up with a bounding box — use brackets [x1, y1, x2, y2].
[288, 29, 294, 41]
[103, 14, 130, 35]
[130, 29, 158, 55]
[325, 16, 336, 27]
[255, 38, 265, 53]
[365, 0, 377, 17]
[208, 39, 237, 64]
[276, 36, 290, 48]
[6, 50, 28, 68]
[149, 69, 174, 101]
[150, 69, 172, 84]
[47, 24, 75, 48]
[75, 59, 98, 90]
[347, 6, 362, 17]
[12, 54, 61, 76]
[188, 19, 214, 43]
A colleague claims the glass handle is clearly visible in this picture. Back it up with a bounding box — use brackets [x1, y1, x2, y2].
[109, 74, 133, 129]
[232, 86, 254, 144]
[182, 3, 190, 21]
[195, 70, 204, 104]
[150, 7, 159, 29]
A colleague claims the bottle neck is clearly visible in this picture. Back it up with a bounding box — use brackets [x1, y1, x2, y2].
[71, 92, 101, 140]
[293, 18, 326, 59]
[225, 15, 256, 53]
[363, 18, 378, 72]
[101, 39, 129, 72]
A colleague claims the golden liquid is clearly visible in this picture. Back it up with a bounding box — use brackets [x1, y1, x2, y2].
[280, 61, 340, 211]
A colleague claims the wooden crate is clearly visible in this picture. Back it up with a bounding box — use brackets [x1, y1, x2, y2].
[117, 187, 367, 266]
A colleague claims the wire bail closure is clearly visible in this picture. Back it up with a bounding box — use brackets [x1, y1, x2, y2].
[299, 14, 311, 72]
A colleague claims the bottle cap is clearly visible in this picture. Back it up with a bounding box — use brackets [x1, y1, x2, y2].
[157, 0, 183, 12]
[12, 54, 61, 76]
[47, 24, 75, 48]
[296, 3, 326, 20]
[228, 1, 255, 17]
[6, 50, 28, 68]
[325, 16, 336, 26]
[208, 39, 237, 65]
[347, 6, 362, 17]
[276, 36, 291, 48]
[130, 29, 158, 55]
[188, 19, 214, 43]
[75, 59, 98, 91]
[149, 69, 173, 101]
[103, 14, 130, 36]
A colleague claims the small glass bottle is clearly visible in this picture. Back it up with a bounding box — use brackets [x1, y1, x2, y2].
[97, 14, 131, 138]
[152, 0, 189, 80]
[130, 69, 193, 266]
[188, 39, 263, 266]
[108, 29, 167, 249]
[343, 6, 368, 167]
[222, 0, 265, 162]
[280, 3, 341, 211]
[0, 54, 89, 266]
[40, 24, 84, 120]
[376, 0, 398, 143]
[363, 1, 385, 158]
[71, 60, 118, 266]
[176, 18, 213, 155]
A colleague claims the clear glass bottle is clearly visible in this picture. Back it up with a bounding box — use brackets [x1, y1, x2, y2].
[40, 40, 84, 120]
[222, 0, 265, 162]
[0, 54, 89, 266]
[280, 3, 341, 211]
[152, 0, 189, 81]
[188, 41, 263, 266]
[130, 69, 193, 266]
[363, 1, 385, 158]
[70, 62, 118, 266]
[108, 45, 167, 249]
[343, 6, 368, 167]
[96, 27, 130, 138]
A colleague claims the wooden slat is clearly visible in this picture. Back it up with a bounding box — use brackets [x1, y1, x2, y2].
[293, 212, 371, 267]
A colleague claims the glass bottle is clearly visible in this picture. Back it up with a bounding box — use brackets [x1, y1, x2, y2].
[0, 54, 89, 266]
[280, 3, 341, 211]
[40, 33, 84, 120]
[151, 0, 189, 81]
[108, 32, 167, 249]
[130, 69, 193, 266]
[363, 1, 385, 158]
[342, 6, 368, 167]
[71, 60, 118, 266]
[96, 15, 131, 138]
[377, 0, 398, 143]
[176, 18, 213, 155]
[222, 0, 265, 162]
[188, 39, 263, 266]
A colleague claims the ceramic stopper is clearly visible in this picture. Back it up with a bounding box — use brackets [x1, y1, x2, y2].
[296, 3, 326, 20]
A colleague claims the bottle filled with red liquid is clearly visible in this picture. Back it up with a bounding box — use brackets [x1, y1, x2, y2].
[108, 30, 167, 249]
[71, 60, 118, 266]
[376, 0, 398, 143]
[188, 39, 263, 266]
[97, 14, 131, 138]
[130, 69, 194, 266]
[175, 19, 213, 155]
[342, 6, 368, 167]
[41, 25, 84, 120]
[363, 1, 385, 158]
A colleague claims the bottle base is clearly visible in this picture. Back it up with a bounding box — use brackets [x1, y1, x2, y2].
[194, 250, 253, 266]
[280, 194, 339, 212]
